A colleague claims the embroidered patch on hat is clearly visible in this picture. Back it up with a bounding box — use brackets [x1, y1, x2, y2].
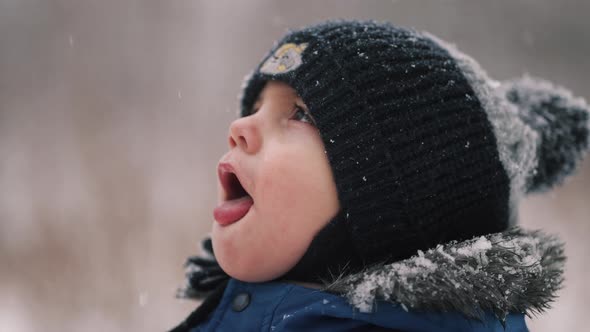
[259, 42, 308, 75]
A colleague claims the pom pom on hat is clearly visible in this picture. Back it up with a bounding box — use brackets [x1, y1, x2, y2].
[499, 75, 590, 194]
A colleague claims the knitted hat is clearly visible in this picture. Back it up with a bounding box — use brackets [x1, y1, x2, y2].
[237, 20, 590, 283]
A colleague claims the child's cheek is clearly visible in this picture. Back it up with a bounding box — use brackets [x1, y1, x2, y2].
[258, 156, 314, 231]
[258, 157, 306, 216]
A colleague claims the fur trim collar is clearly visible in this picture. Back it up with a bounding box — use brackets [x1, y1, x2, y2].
[324, 227, 565, 320]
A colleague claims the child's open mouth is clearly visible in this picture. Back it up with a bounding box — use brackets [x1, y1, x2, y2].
[213, 162, 254, 226]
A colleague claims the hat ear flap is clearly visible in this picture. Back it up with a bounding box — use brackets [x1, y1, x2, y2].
[499, 75, 590, 194]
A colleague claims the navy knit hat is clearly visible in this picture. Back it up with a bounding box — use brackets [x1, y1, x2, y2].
[237, 20, 590, 283]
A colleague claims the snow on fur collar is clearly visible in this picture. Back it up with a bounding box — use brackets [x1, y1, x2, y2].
[323, 227, 565, 320]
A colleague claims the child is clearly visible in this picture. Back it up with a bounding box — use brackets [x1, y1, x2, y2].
[170, 20, 589, 331]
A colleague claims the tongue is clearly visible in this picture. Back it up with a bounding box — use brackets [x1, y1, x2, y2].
[213, 196, 253, 226]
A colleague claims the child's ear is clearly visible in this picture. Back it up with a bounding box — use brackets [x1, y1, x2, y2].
[499, 75, 590, 194]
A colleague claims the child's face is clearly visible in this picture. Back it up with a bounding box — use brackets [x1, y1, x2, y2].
[211, 80, 340, 282]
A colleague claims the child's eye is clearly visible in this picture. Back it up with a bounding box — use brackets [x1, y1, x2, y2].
[291, 105, 315, 125]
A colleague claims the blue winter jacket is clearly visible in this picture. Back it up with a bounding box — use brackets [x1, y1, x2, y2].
[190, 278, 527, 332]
[173, 229, 563, 332]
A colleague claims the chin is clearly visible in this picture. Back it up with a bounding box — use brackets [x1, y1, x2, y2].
[215, 250, 293, 283]
[223, 260, 289, 283]
[211, 227, 304, 282]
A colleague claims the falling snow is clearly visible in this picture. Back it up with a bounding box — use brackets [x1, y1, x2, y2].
[138, 291, 148, 307]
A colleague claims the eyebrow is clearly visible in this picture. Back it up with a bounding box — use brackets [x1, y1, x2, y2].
[250, 95, 262, 111]
[251, 94, 311, 117]
[253, 90, 303, 104]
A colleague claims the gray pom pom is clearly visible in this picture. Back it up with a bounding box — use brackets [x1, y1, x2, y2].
[501, 75, 590, 194]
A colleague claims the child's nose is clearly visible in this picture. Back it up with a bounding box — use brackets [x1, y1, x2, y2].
[228, 116, 262, 153]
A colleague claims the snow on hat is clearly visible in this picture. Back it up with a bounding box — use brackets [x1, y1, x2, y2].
[238, 19, 590, 283]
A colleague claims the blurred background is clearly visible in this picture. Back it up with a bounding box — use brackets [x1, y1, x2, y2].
[1, 0, 589, 331]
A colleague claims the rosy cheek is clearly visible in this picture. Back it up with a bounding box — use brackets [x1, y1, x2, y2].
[256, 165, 287, 207]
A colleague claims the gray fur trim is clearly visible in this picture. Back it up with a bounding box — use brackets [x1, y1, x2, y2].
[324, 228, 565, 320]
[498, 75, 590, 194]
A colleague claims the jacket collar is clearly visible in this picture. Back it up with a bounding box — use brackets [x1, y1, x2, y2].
[323, 227, 565, 320]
